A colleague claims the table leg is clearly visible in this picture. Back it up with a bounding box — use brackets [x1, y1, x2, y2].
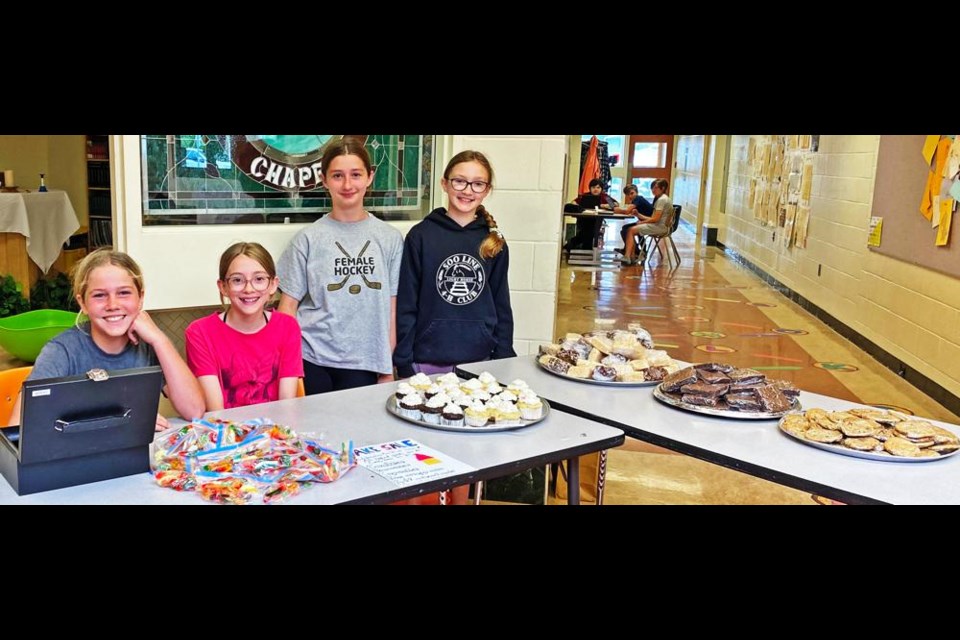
[566, 456, 580, 505]
[472, 481, 483, 505]
[596, 449, 608, 506]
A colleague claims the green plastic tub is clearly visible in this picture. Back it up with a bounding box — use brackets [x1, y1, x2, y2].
[0, 309, 78, 362]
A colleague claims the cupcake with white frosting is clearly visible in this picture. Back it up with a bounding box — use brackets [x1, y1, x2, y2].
[496, 401, 522, 426]
[437, 372, 461, 388]
[517, 391, 543, 420]
[398, 393, 424, 420]
[478, 371, 497, 387]
[409, 372, 433, 392]
[421, 394, 446, 424]
[441, 403, 465, 427]
[464, 400, 489, 427]
[395, 382, 416, 400]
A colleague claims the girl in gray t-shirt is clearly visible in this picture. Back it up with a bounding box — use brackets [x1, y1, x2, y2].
[277, 139, 403, 395]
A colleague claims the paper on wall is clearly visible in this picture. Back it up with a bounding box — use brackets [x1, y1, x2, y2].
[922, 135, 941, 165]
[795, 205, 810, 248]
[936, 198, 954, 246]
[868, 216, 883, 247]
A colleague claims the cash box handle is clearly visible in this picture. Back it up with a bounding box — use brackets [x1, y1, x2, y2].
[55, 409, 133, 433]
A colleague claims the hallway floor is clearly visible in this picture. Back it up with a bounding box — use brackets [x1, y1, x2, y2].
[552, 225, 960, 504]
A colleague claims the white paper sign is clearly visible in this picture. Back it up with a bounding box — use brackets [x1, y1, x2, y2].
[355, 439, 475, 488]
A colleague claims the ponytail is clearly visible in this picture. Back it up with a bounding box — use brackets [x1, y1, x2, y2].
[477, 205, 505, 259]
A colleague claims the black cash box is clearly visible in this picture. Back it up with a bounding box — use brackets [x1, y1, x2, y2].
[0, 366, 162, 495]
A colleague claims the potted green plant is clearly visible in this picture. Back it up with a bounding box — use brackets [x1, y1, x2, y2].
[30, 273, 79, 312]
[0, 275, 30, 319]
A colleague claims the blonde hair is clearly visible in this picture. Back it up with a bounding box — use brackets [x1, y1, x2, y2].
[443, 150, 505, 259]
[72, 248, 144, 302]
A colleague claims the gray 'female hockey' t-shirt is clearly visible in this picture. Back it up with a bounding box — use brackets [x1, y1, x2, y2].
[277, 214, 403, 374]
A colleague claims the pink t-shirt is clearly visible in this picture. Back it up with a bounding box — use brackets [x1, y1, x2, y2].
[186, 311, 304, 409]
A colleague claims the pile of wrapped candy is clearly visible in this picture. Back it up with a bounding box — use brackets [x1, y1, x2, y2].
[151, 418, 355, 505]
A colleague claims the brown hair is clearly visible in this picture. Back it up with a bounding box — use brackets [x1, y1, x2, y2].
[71, 248, 144, 302]
[218, 242, 277, 280]
[320, 137, 373, 177]
[651, 178, 669, 193]
[443, 150, 504, 259]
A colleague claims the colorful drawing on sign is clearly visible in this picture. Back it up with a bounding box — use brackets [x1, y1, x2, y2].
[813, 362, 859, 373]
[414, 453, 442, 465]
[695, 344, 736, 354]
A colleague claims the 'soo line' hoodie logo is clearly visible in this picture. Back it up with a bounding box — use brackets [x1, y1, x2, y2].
[436, 254, 485, 305]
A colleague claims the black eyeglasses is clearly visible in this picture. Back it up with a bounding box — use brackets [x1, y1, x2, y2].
[224, 274, 273, 292]
[449, 177, 490, 193]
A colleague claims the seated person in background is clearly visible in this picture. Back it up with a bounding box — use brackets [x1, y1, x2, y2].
[621, 178, 673, 266]
[563, 179, 618, 254]
[614, 184, 654, 252]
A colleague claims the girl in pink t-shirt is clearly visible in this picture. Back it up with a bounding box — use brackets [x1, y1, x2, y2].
[186, 242, 304, 410]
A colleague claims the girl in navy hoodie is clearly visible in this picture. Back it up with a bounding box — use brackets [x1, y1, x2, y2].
[394, 150, 515, 379]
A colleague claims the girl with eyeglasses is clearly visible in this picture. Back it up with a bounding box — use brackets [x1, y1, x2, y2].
[392, 150, 515, 505]
[185, 242, 303, 410]
[8, 249, 204, 429]
[394, 149, 515, 379]
[277, 139, 403, 395]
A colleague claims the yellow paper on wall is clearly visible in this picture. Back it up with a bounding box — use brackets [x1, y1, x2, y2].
[922, 135, 941, 165]
[921, 137, 952, 220]
[936, 198, 954, 246]
[868, 216, 883, 247]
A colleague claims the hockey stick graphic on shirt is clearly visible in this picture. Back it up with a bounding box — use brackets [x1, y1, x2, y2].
[328, 240, 382, 292]
[327, 240, 369, 292]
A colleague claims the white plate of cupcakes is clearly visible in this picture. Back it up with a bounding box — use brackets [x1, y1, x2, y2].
[386, 371, 550, 432]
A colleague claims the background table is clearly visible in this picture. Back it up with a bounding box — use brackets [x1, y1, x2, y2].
[458, 356, 960, 504]
[0, 191, 80, 284]
[0, 379, 624, 504]
[564, 210, 634, 267]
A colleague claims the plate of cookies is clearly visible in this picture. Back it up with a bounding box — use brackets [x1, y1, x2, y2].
[386, 371, 549, 433]
[778, 407, 960, 462]
[536, 326, 682, 386]
[653, 362, 801, 419]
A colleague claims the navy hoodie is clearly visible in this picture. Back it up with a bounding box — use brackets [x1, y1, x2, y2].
[394, 207, 515, 378]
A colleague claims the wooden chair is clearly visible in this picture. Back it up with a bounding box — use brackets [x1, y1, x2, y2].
[0, 366, 32, 426]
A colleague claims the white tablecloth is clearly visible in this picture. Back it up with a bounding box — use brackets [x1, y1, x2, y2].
[0, 191, 80, 274]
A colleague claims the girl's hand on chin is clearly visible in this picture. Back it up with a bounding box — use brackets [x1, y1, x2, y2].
[127, 309, 163, 346]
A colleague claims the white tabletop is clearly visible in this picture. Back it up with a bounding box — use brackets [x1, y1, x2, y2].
[458, 357, 960, 505]
[0, 379, 623, 504]
[0, 191, 79, 274]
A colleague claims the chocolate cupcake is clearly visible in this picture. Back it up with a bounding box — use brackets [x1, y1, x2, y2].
[398, 393, 424, 420]
[441, 403, 465, 427]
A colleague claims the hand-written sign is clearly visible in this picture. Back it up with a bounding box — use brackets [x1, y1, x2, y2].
[355, 439, 475, 487]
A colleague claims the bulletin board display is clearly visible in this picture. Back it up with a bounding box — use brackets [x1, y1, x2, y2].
[868, 135, 959, 278]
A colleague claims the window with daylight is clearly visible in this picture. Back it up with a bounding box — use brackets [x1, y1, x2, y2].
[140, 135, 434, 226]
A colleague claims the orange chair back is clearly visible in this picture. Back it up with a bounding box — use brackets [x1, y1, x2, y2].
[0, 366, 33, 426]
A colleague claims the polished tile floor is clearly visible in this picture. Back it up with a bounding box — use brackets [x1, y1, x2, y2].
[551, 225, 960, 505]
